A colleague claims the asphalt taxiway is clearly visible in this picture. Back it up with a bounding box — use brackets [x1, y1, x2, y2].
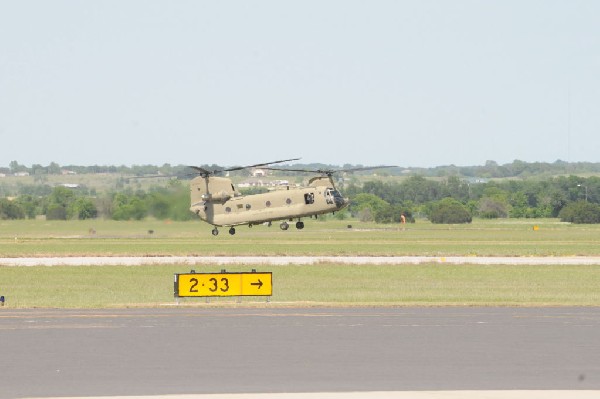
[1, 307, 599, 398]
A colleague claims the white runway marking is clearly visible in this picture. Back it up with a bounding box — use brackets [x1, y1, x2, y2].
[4, 255, 600, 266]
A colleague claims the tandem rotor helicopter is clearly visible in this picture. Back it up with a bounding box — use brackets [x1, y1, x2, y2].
[155, 158, 396, 236]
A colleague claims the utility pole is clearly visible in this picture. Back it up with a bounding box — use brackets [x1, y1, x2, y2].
[577, 184, 588, 202]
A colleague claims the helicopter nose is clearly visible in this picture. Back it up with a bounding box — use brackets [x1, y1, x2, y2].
[335, 196, 350, 209]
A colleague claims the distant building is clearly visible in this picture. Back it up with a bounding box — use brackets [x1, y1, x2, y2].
[238, 178, 265, 188]
[14, 172, 29, 177]
[238, 178, 290, 188]
[465, 177, 489, 184]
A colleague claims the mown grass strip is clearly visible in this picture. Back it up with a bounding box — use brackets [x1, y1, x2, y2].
[1, 263, 599, 308]
[2, 219, 600, 257]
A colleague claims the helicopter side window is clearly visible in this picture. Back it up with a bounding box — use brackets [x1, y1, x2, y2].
[304, 193, 315, 205]
[325, 188, 334, 204]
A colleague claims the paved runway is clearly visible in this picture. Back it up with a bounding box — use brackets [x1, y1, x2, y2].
[1, 307, 599, 398]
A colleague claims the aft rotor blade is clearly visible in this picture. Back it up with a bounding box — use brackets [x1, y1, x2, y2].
[223, 158, 301, 172]
[188, 158, 301, 177]
[189, 166, 211, 174]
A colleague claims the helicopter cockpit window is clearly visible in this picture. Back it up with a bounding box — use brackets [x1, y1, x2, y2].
[304, 193, 315, 205]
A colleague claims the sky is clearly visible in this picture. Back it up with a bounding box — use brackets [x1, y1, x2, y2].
[1, 1, 599, 168]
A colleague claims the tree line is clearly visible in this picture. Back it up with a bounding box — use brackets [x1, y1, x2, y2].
[0, 181, 196, 222]
[5, 159, 600, 179]
[1, 174, 600, 224]
[345, 175, 600, 224]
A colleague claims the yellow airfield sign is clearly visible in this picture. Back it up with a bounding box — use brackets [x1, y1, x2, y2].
[175, 271, 272, 298]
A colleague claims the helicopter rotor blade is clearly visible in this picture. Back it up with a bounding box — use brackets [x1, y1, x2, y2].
[332, 165, 399, 173]
[189, 166, 212, 176]
[262, 165, 398, 176]
[222, 158, 301, 173]
[127, 173, 177, 179]
[260, 167, 318, 174]
[189, 158, 301, 176]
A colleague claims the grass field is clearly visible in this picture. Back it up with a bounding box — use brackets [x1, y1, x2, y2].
[2, 218, 600, 257]
[1, 264, 599, 308]
[1, 218, 600, 308]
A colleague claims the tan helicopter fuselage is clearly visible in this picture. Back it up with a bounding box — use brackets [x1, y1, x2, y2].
[189, 176, 348, 227]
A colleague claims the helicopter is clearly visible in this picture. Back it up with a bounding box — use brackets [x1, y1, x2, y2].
[186, 159, 396, 236]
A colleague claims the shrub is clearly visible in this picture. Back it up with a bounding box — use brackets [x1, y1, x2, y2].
[559, 201, 600, 224]
[429, 198, 472, 224]
[46, 204, 67, 220]
[0, 199, 26, 219]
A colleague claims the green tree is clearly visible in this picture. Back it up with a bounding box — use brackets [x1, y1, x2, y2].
[0, 199, 26, 219]
[167, 184, 196, 221]
[46, 204, 67, 220]
[112, 193, 148, 220]
[374, 203, 413, 223]
[72, 198, 98, 219]
[48, 162, 61, 174]
[478, 196, 509, 219]
[14, 195, 42, 219]
[9, 160, 27, 174]
[349, 193, 390, 220]
[509, 192, 529, 218]
[445, 176, 470, 202]
[559, 201, 600, 224]
[46, 186, 77, 219]
[429, 198, 472, 224]
[148, 193, 171, 219]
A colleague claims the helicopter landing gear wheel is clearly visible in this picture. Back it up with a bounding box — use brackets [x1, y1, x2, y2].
[211, 228, 219, 236]
[229, 227, 236, 235]
[296, 221, 304, 230]
[280, 221, 289, 231]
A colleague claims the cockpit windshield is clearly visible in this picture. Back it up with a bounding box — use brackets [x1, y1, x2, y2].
[325, 188, 346, 208]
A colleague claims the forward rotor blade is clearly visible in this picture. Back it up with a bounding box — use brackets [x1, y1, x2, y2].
[260, 167, 318, 173]
[335, 165, 398, 173]
[127, 173, 178, 179]
[262, 165, 398, 175]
